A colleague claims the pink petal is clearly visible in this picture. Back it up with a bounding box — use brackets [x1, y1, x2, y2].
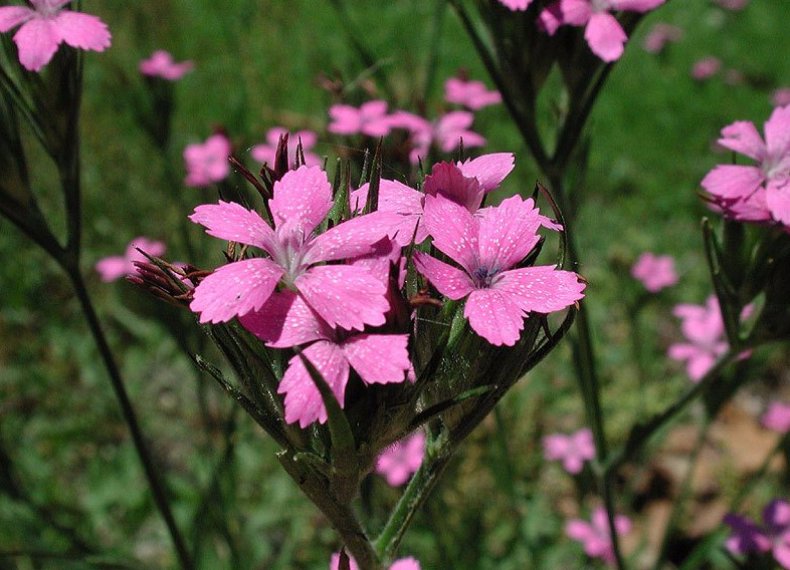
[687, 352, 717, 381]
[774, 532, 790, 570]
[543, 434, 572, 460]
[423, 162, 484, 212]
[306, 211, 401, 263]
[762, 402, 790, 433]
[764, 104, 790, 157]
[53, 11, 111, 52]
[718, 121, 766, 161]
[278, 341, 349, 427]
[765, 181, 790, 224]
[330, 553, 360, 570]
[477, 195, 542, 271]
[456, 153, 515, 193]
[608, 0, 665, 11]
[190, 259, 283, 324]
[701, 164, 764, 201]
[0, 7, 32, 32]
[389, 557, 421, 570]
[585, 12, 627, 62]
[497, 0, 532, 10]
[342, 334, 410, 384]
[269, 165, 332, 235]
[563, 455, 585, 474]
[764, 499, 790, 530]
[557, 0, 592, 25]
[328, 105, 361, 135]
[667, 342, 701, 361]
[492, 266, 586, 314]
[353, 179, 427, 245]
[538, 4, 563, 35]
[465, 288, 526, 346]
[421, 194, 479, 274]
[95, 256, 129, 282]
[189, 201, 276, 253]
[565, 520, 597, 543]
[239, 291, 329, 348]
[14, 18, 60, 72]
[413, 251, 474, 300]
[295, 265, 388, 331]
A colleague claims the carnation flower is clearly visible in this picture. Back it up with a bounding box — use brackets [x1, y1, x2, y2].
[543, 428, 596, 474]
[668, 296, 728, 381]
[388, 110, 485, 164]
[183, 133, 232, 187]
[139, 50, 193, 80]
[631, 252, 678, 292]
[566, 506, 632, 565]
[328, 101, 392, 137]
[375, 431, 426, 486]
[444, 77, 502, 110]
[95, 237, 166, 282]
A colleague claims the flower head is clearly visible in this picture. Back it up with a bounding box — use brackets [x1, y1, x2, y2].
[375, 431, 426, 486]
[444, 77, 502, 110]
[328, 101, 391, 137]
[762, 402, 790, 434]
[0, 0, 111, 71]
[631, 252, 678, 292]
[95, 237, 165, 282]
[543, 428, 596, 474]
[251, 127, 321, 168]
[139, 50, 193, 80]
[668, 296, 728, 381]
[566, 506, 632, 564]
[183, 133, 232, 187]
[389, 110, 485, 164]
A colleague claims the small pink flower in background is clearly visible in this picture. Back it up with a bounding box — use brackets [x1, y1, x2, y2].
[396, 111, 486, 164]
[668, 296, 728, 382]
[763, 402, 790, 433]
[691, 56, 722, 80]
[139, 50, 193, 80]
[701, 105, 790, 226]
[444, 77, 502, 110]
[330, 554, 421, 570]
[539, 0, 666, 62]
[414, 194, 585, 346]
[714, 0, 749, 10]
[183, 133, 232, 187]
[375, 431, 426, 486]
[95, 237, 165, 282]
[642, 23, 683, 54]
[772, 88, 790, 108]
[566, 506, 632, 565]
[543, 428, 595, 474]
[328, 100, 391, 137]
[631, 252, 678, 292]
[0, 0, 111, 72]
[251, 127, 321, 167]
[497, 0, 533, 10]
[724, 500, 790, 569]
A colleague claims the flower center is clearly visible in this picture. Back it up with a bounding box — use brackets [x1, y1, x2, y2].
[472, 266, 498, 287]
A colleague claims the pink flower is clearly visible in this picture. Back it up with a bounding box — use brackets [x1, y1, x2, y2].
[0, 0, 111, 72]
[414, 194, 585, 346]
[330, 554, 421, 570]
[543, 428, 596, 474]
[762, 402, 790, 433]
[183, 133, 232, 187]
[95, 237, 165, 282]
[772, 88, 790, 108]
[497, 0, 533, 10]
[375, 431, 426, 486]
[328, 100, 391, 137]
[630, 252, 678, 292]
[251, 127, 321, 168]
[642, 23, 683, 54]
[724, 500, 790, 569]
[189, 165, 397, 330]
[691, 56, 722, 80]
[539, 0, 665, 62]
[240, 291, 410, 427]
[668, 296, 728, 382]
[389, 110, 485, 164]
[701, 105, 790, 226]
[566, 507, 632, 565]
[139, 50, 193, 80]
[444, 77, 502, 110]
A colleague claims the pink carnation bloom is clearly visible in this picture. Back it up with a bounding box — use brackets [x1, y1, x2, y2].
[375, 431, 426, 486]
[189, 165, 397, 330]
[139, 50, 193, 80]
[642, 23, 683, 54]
[566, 507, 632, 565]
[389, 110, 485, 164]
[772, 88, 790, 108]
[414, 194, 585, 346]
[701, 105, 790, 226]
[630, 252, 678, 292]
[328, 100, 392, 137]
[539, 0, 666, 62]
[239, 291, 410, 427]
[762, 402, 790, 434]
[497, 0, 533, 10]
[95, 237, 166, 282]
[251, 127, 321, 168]
[444, 77, 502, 110]
[724, 500, 790, 569]
[691, 56, 722, 80]
[543, 428, 596, 474]
[330, 554, 421, 570]
[0, 0, 111, 72]
[183, 133, 232, 187]
[667, 296, 728, 381]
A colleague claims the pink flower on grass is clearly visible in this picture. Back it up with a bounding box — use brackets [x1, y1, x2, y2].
[539, 0, 666, 62]
[414, 194, 585, 346]
[691, 56, 722, 81]
[139, 50, 193, 80]
[497, 0, 533, 10]
[95, 237, 165, 282]
[0, 1, 111, 72]
[631, 252, 678, 292]
[724, 500, 790, 569]
[328, 101, 391, 137]
[240, 291, 410, 427]
[642, 23, 683, 54]
[183, 133, 232, 187]
[762, 402, 790, 433]
[389, 110, 485, 164]
[543, 428, 596, 474]
[701, 105, 790, 226]
[330, 554, 421, 570]
[668, 296, 728, 382]
[251, 127, 321, 168]
[444, 77, 502, 110]
[566, 507, 632, 565]
[375, 431, 426, 486]
[189, 165, 396, 330]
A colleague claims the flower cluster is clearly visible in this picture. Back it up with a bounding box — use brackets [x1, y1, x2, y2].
[724, 499, 790, 569]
